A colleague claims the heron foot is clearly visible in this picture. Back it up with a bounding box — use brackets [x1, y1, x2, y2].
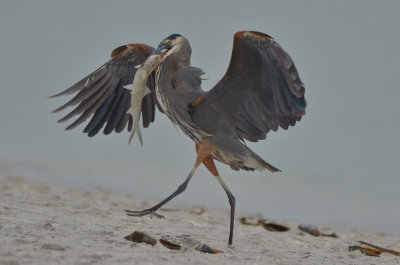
[124, 209, 165, 219]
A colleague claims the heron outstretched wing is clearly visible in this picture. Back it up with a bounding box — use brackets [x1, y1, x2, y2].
[50, 43, 157, 137]
[192, 31, 306, 142]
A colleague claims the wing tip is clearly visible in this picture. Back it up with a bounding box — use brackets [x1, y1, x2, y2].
[51, 105, 67, 113]
[47, 92, 66, 99]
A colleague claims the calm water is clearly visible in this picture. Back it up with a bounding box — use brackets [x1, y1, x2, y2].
[1, 1, 399, 235]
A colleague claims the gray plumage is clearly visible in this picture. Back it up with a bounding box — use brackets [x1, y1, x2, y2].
[50, 31, 306, 245]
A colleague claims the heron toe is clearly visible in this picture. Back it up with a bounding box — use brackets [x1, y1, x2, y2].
[125, 209, 165, 219]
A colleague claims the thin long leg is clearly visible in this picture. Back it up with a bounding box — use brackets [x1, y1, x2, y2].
[195, 142, 235, 245]
[126, 140, 214, 218]
[125, 167, 197, 218]
[215, 174, 236, 245]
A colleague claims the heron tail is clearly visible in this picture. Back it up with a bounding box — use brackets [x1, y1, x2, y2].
[261, 160, 281, 173]
[252, 152, 281, 173]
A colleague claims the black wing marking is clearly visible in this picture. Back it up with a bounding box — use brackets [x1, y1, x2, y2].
[50, 43, 157, 137]
[192, 31, 306, 142]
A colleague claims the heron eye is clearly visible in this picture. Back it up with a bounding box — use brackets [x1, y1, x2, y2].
[166, 40, 172, 46]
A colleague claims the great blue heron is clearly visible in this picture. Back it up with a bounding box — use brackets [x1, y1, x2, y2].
[50, 31, 306, 245]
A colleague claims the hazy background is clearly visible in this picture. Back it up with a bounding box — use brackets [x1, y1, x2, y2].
[1, 1, 399, 235]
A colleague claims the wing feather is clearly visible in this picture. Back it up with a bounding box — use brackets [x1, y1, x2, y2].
[50, 43, 157, 137]
[65, 81, 115, 130]
[192, 31, 306, 142]
[57, 74, 113, 123]
[115, 91, 131, 133]
[49, 65, 108, 98]
[84, 92, 115, 136]
[51, 69, 112, 113]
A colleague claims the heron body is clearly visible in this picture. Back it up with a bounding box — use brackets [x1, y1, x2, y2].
[50, 31, 306, 245]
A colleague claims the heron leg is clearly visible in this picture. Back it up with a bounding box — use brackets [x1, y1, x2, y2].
[215, 174, 236, 245]
[125, 167, 196, 218]
[195, 144, 236, 245]
[125, 139, 214, 218]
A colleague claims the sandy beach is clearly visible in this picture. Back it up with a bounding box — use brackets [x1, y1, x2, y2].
[0, 175, 399, 265]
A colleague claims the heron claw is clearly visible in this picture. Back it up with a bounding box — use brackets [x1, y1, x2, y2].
[124, 209, 165, 219]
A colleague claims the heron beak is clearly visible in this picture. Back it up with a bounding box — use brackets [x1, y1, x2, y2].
[144, 43, 177, 80]
[153, 44, 169, 57]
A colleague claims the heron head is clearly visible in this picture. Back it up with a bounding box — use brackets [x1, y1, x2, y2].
[153, 34, 184, 58]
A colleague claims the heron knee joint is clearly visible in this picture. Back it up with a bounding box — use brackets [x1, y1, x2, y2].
[228, 194, 236, 207]
[177, 183, 187, 193]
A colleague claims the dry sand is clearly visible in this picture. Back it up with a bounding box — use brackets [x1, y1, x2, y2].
[0, 175, 399, 265]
